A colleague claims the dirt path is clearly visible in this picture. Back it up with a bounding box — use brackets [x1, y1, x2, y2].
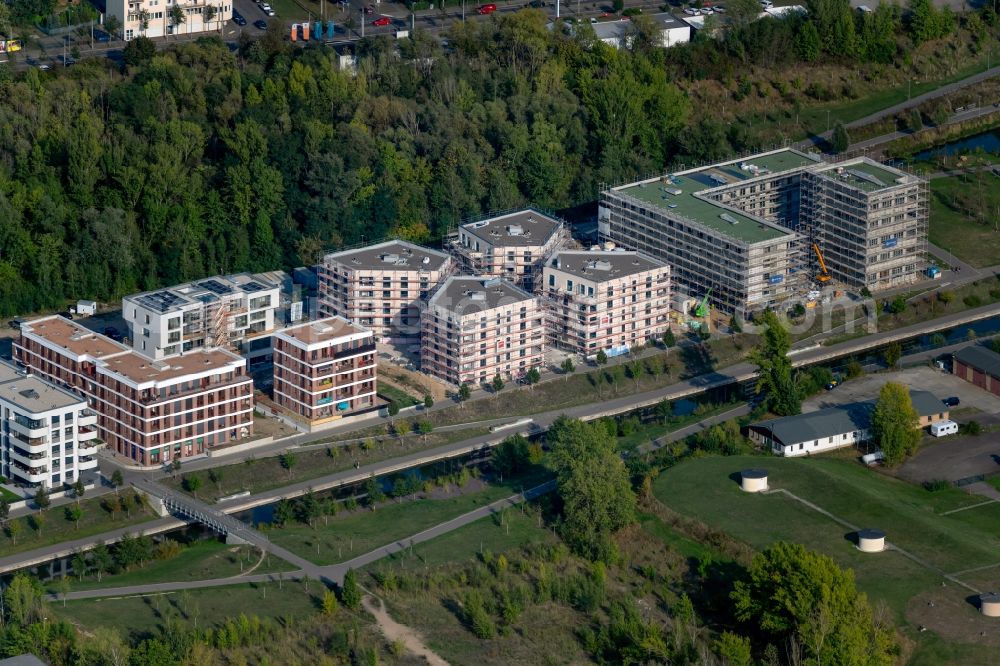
[361, 593, 449, 666]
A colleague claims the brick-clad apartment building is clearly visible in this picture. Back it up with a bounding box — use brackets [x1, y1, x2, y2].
[541, 250, 671, 355]
[421, 276, 544, 387]
[271, 317, 379, 429]
[14, 316, 254, 467]
[953, 345, 1000, 398]
[318, 240, 454, 341]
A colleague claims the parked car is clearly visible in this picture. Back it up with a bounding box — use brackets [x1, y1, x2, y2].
[363, 4, 376, 13]
[525, 0, 547, 7]
[477, 3, 498, 14]
[30, 59, 52, 70]
[683, 7, 698, 14]
[59, 55, 76, 66]
[232, 11, 247, 25]
[94, 30, 111, 42]
[943, 396, 960, 407]
[9, 318, 26, 330]
[254, 19, 268, 29]
[372, 16, 392, 26]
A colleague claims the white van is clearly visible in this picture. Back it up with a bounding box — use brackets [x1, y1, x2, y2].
[930, 420, 959, 437]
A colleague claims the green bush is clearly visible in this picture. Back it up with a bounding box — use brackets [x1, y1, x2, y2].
[922, 479, 951, 492]
[963, 294, 983, 308]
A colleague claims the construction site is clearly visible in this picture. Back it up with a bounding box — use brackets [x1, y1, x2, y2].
[598, 148, 930, 318]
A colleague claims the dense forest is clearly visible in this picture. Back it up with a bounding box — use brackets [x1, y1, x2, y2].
[0, 0, 993, 316]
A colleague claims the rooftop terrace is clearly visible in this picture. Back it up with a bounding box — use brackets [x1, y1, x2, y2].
[613, 148, 819, 245]
[275, 317, 371, 346]
[22, 316, 131, 360]
[815, 159, 913, 192]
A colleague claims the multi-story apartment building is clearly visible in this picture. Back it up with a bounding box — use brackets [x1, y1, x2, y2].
[123, 273, 281, 362]
[421, 276, 544, 386]
[599, 148, 929, 313]
[109, 0, 232, 41]
[271, 317, 378, 429]
[801, 159, 928, 291]
[450, 210, 569, 290]
[541, 250, 671, 355]
[0, 361, 100, 489]
[318, 240, 454, 341]
[14, 316, 254, 467]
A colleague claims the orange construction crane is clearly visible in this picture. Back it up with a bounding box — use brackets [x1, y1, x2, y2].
[812, 243, 831, 283]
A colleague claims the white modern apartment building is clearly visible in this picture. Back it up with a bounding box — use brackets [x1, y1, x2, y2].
[0, 362, 99, 489]
[318, 240, 454, 341]
[110, 0, 233, 41]
[124, 273, 281, 362]
[421, 276, 545, 386]
[15, 316, 254, 468]
[450, 210, 569, 291]
[542, 250, 671, 355]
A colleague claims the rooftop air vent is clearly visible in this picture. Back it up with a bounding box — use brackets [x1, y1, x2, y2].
[507, 225, 524, 236]
[19, 389, 39, 400]
[380, 253, 400, 263]
[422, 256, 431, 265]
[470, 292, 486, 301]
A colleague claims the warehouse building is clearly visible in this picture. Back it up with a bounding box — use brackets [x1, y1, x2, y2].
[541, 250, 671, 355]
[953, 345, 1000, 398]
[748, 390, 948, 457]
[599, 149, 928, 313]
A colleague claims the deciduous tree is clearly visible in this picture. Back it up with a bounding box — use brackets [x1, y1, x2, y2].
[749, 311, 800, 416]
[872, 381, 921, 464]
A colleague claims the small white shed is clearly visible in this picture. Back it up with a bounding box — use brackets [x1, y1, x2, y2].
[75, 300, 97, 316]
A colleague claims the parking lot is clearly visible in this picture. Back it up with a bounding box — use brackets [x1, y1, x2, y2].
[803, 364, 1000, 414]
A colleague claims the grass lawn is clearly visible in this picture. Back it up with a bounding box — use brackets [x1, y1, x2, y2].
[48, 538, 296, 594]
[363, 500, 556, 573]
[652, 456, 1000, 614]
[162, 425, 489, 501]
[58, 579, 324, 639]
[1, 495, 158, 558]
[426, 334, 756, 428]
[928, 174, 1000, 268]
[377, 381, 421, 408]
[267, 469, 552, 565]
[0, 486, 20, 502]
[637, 512, 715, 561]
[618, 401, 740, 453]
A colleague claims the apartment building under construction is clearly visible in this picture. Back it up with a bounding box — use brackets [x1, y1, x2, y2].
[599, 148, 928, 313]
[449, 209, 571, 291]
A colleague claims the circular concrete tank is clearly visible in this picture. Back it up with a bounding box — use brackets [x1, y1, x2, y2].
[857, 529, 886, 553]
[981, 593, 1000, 617]
[740, 469, 768, 493]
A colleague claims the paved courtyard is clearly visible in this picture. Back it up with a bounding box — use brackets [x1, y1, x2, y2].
[803, 364, 1000, 414]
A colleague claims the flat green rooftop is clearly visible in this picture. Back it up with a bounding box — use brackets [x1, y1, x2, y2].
[816, 161, 906, 191]
[616, 149, 819, 245]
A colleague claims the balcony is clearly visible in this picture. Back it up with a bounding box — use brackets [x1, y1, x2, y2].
[333, 342, 376, 361]
[9, 430, 48, 452]
[10, 463, 49, 483]
[79, 425, 99, 441]
[79, 409, 98, 427]
[77, 456, 98, 471]
[9, 416, 47, 439]
[8, 447, 46, 468]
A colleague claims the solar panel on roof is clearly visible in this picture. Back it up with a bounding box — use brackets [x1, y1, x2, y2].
[198, 279, 234, 295]
[242, 281, 268, 293]
[137, 291, 188, 313]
